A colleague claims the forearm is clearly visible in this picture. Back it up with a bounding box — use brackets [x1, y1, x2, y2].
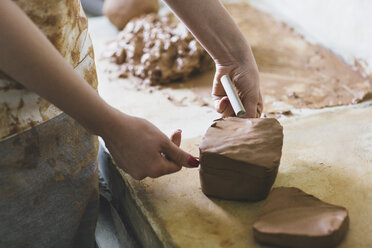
[162, 0, 255, 66]
[0, 0, 113, 135]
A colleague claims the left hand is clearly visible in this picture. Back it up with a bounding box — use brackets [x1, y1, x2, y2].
[100, 111, 198, 180]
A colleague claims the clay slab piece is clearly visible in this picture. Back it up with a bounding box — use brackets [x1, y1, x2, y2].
[199, 117, 283, 201]
[253, 187, 349, 248]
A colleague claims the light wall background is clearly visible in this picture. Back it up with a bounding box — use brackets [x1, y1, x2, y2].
[246, 0, 372, 76]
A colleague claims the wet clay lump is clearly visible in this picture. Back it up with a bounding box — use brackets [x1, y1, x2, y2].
[199, 117, 283, 201]
[110, 13, 213, 85]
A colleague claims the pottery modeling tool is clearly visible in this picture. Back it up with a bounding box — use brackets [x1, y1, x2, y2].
[220, 75, 246, 117]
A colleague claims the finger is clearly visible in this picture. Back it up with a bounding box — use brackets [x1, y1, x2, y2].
[159, 158, 183, 176]
[161, 140, 199, 168]
[257, 93, 263, 117]
[215, 96, 235, 117]
[213, 95, 223, 110]
[145, 155, 180, 178]
[170, 129, 182, 147]
[215, 96, 229, 113]
[244, 91, 262, 118]
[243, 100, 258, 118]
[212, 75, 227, 97]
[221, 103, 235, 117]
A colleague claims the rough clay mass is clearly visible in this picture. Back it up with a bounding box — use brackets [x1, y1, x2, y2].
[110, 13, 213, 85]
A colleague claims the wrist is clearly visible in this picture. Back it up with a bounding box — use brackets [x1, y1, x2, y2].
[215, 55, 259, 78]
[87, 103, 128, 138]
[214, 46, 256, 69]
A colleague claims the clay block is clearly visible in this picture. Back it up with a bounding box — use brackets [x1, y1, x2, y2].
[253, 187, 349, 248]
[199, 117, 283, 201]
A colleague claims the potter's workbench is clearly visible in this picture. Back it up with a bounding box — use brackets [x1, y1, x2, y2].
[89, 2, 372, 247]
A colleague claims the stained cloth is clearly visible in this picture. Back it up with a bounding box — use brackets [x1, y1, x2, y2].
[0, 113, 99, 248]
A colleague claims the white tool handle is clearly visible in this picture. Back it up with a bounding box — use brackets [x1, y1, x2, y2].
[220, 75, 246, 117]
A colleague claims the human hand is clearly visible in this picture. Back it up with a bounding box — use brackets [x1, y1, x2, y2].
[212, 61, 263, 118]
[100, 110, 199, 180]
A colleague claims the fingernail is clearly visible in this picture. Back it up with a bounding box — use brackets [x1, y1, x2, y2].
[223, 98, 230, 107]
[177, 129, 182, 133]
[188, 155, 199, 167]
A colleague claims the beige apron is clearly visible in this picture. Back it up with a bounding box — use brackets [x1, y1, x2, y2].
[0, 1, 99, 247]
[0, 0, 98, 141]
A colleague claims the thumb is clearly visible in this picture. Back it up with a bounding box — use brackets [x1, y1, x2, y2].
[215, 96, 229, 113]
[214, 96, 236, 117]
[161, 141, 199, 168]
[170, 129, 182, 147]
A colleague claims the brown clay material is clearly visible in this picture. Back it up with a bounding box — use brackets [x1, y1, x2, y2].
[225, 3, 372, 114]
[253, 187, 349, 248]
[103, 0, 159, 30]
[105, 2, 372, 114]
[109, 13, 213, 85]
[199, 117, 283, 201]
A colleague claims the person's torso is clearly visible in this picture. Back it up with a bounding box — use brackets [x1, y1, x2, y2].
[0, 0, 98, 141]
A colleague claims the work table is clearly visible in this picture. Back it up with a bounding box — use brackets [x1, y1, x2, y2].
[89, 2, 372, 247]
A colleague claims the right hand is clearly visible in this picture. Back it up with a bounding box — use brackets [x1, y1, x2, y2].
[213, 60, 263, 118]
[100, 109, 199, 180]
